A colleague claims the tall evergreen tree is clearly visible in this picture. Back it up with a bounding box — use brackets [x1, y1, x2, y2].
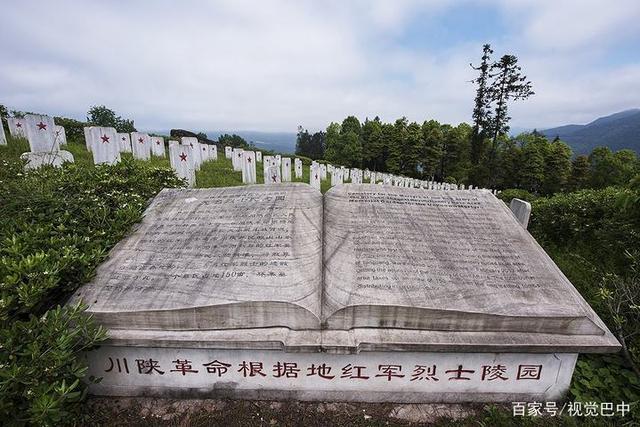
[567, 155, 591, 191]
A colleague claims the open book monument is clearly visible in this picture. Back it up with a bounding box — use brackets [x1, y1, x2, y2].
[72, 183, 620, 402]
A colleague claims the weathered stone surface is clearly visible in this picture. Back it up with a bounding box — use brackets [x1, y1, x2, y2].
[242, 150, 257, 184]
[117, 133, 132, 153]
[90, 127, 121, 165]
[169, 144, 195, 187]
[151, 136, 165, 157]
[7, 117, 26, 138]
[54, 125, 67, 145]
[25, 114, 59, 152]
[510, 198, 532, 229]
[322, 185, 610, 336]
[86, 345, 577, 402]
[72, 184, 323, 331]
[0, 119, 6, 145]
[21, 150, 74, 170]
[131, 132, 151, 160]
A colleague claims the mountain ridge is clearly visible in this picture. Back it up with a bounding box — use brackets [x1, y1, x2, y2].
[541, 109, 640, 155]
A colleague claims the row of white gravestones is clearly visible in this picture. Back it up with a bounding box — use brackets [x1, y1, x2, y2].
[19, 114, 74, 169]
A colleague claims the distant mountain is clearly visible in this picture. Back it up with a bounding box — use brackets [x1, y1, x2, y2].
[541, 109, 640, 155]
[206, 130, 297, 154]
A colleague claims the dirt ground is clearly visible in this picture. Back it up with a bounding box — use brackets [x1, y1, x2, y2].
[83, 397, 494, 426]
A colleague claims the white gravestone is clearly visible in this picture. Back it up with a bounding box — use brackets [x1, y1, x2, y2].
[225, 146, 233, 159]
[25, 114, 59, 152]
[232, 148, 244, 172]
[276, 154, 281, 167]
[54, 125, 67, 145]
[262, 156, 272, 182]
[266, 161, 281, 184]
[84, 126, 94, 152]
[21, 150, 74, 170]
[209, 144, 218, 161]
[256, 151, 262, 163]
[282, 157, 292, 182]
[199, 144, 210, 162]
[510, 198, 532, 229]
[131, 132, 151, 160]
[117, 133, 132, 153]
[0, 120, 6, 145]
[294, 158, 303, 178]
[310, 164, 321, 190]
[320, 164, 327, 181]
[168, 140, 178, 148]
[242, 151, 257, 184]
[151, 136, 166, 157]
[7, 117, 26, 138]
[90, 127, 121, 165]
[181, 138, 202, 171]
[169, 144, 196, 187]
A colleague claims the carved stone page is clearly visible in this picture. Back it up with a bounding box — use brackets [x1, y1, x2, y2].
[73, 184, 323, 330]
[323, 185, 603, 335]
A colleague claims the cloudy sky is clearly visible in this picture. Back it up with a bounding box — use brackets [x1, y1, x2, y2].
[1, 0, 639, 133]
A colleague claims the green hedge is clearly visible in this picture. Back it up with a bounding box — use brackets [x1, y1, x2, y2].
[0, 148, 184, 425]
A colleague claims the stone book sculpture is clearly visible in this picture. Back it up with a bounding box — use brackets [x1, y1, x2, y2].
[72, 183, 620, 402]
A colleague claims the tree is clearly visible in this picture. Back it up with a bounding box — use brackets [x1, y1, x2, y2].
[519, 139, 545, 193]
[469, 44, 494, 167]
[542, 140, 572, 195]
[497, 139, 521, 189]
[567, 155, 590, 191]
[420, 120, 444, 179]
[86, 105, 136, 133]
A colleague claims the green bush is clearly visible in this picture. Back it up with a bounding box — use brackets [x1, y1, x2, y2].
[498, 188, 537, 204]
[0, 153, 184, 425]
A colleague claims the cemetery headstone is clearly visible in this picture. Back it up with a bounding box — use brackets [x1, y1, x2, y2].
[169, 144, 196, 187]
[117, 133, 132, 153]
[242, 150, 257, 184]
[282, 157, 292, 182]
[84, 126, 94, 152]
[25, 114, 59, 152]
[7, 117, 26, 138]
[0, 119, 6, 145]
[54, 125, 67, 145]
[294, 158, 303, 178]
[225, 146, 233, 159]
[509, 198, 532, 229]
[181, 137, 202, 171]
[151, 136, 166, 157]
[131, 132, 151, 160]
[256, 151, 262, 162]
[21, 150, 74, 170]
[90, 127, 121, 165]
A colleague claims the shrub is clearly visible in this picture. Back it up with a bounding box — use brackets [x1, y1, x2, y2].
[498, 188, 537, 204]
[0, 154, 184, 425]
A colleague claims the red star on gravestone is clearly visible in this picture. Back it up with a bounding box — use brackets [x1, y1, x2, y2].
[122, 137, 126, 141]
[189, 143, 194, 148]
[101, 135, 110, 143]
[156, 140, 161, 145]
[16, 122, 22, 128]
[247, 157, 251, 163]
[203, 147, 206, 151]
[138, 137, 144, 143]
[315, 174, 318, 180]
[180, 152, 188, 162]
[37, 121, 47, 130]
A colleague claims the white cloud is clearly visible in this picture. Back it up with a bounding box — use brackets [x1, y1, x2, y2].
[0, 0, 638, 132]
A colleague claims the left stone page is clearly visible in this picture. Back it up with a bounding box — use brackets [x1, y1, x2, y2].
[71, 184, 323, 330]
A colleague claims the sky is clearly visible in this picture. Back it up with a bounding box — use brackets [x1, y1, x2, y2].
[1, 0, 640, 133]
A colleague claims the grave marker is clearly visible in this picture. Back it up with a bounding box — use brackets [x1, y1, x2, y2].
[151, 136, 166, 157]
[90, 127, 121, 165]
[25, 114, 59, 152]
[117, 133, 132, 153]
[131, 132, 151, 160]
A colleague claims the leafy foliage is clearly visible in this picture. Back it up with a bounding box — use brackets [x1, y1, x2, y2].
[0, 141, 183, 425]
[86, 105, 136, 133]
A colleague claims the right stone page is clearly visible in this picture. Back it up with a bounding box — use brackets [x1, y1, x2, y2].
[322, 185, 604, 335]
